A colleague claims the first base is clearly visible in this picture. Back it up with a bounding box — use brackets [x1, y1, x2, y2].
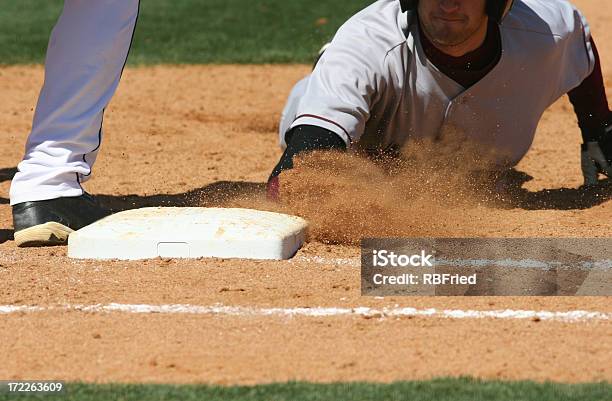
[67, 207, 308, 260]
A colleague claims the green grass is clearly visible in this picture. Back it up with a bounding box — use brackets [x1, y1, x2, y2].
[0, 0, 373, 65]
[1, 379, 610, 401]
[0, 1, 60, 64]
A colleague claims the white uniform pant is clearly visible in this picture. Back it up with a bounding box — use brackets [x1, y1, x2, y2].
[10, 0, 140, 205]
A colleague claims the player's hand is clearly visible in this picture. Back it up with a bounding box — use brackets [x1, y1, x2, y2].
[267, 125, 347, 201]
[581, 125, 612, 186]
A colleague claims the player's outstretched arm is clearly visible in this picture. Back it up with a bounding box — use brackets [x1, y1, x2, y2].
[568, 37, 612, 185]
[267, 125, 347, 200]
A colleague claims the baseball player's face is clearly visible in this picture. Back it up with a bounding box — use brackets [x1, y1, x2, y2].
[418, 0, 488, 50]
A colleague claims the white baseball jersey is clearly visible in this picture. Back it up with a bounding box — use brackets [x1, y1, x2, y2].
[279, 76, 310, 149]
[280, 0, 595, 168]
[10, 0, 140, 205]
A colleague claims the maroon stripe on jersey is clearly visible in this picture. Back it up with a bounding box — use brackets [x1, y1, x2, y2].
[294, 114, 351, 140]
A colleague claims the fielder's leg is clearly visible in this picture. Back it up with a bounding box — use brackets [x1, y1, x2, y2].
[11, 0, 140, 246]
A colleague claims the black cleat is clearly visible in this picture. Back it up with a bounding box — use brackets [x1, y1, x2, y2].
[12, 193, 111, 247]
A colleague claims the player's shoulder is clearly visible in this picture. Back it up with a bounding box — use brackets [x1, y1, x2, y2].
[333, 0, 407, 55]
[503, 0, 586, 37]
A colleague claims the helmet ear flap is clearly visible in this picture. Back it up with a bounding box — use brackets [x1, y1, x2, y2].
[399, 0, 418, 13]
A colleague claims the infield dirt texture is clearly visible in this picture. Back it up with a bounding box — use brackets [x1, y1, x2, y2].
[0, 0, 610, 400]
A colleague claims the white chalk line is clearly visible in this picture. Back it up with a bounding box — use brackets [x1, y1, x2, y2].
[0, 303, 610, 323]
[293, 256, 612, 269]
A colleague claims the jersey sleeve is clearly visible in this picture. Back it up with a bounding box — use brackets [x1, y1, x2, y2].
[279, 76, 310, 150]
[289, 22, 387, 146]
[550, 2, 596, 102]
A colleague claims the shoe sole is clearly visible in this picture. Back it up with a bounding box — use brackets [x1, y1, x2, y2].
[14, 222, 74, 247]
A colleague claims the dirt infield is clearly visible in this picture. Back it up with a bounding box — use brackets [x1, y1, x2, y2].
[1, 0, 611, 385]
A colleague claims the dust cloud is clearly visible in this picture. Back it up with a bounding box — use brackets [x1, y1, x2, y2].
[231, 139, 512, 245]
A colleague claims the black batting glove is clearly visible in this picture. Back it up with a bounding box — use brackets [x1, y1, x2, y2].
[581, 114, 612, 186]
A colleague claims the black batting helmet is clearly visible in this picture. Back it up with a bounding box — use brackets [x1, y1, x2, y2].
[399, 0, 515, 23]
